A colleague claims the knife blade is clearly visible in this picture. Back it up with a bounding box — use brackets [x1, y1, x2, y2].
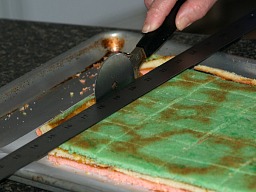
[95, 0, 186, 100]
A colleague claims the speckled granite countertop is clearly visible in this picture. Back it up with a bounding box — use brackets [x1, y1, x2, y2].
[0, 19, 255, 192]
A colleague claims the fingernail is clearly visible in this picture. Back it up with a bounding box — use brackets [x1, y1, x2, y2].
[176, 17, 191, 31]
[142, 23, 151, 33]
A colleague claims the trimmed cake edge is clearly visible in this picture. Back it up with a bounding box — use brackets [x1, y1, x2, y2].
[48, 148, 211, 192]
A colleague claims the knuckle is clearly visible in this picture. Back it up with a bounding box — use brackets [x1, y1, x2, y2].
[189, 1, 209, 19]
[149, 0, 173, 17]
[149, 6, 165, 18]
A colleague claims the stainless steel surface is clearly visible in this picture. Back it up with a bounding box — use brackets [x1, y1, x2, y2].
[0, 67, 97, 147]
[0, 31, 255, 192]
[0, 35, 104, 118]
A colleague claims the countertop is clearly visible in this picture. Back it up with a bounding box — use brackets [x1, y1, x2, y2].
[0, 19, 255, 192]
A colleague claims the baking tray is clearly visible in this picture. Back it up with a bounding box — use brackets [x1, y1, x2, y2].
[0, 31, 256, 192]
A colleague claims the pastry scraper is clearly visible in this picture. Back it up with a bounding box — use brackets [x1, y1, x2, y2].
[95, 0, 186, 100]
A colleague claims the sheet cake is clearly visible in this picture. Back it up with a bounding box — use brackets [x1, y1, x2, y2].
[37, 57, 256, 192]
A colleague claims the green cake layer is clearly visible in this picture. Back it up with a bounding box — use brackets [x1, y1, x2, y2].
[59, 69, 256, 192]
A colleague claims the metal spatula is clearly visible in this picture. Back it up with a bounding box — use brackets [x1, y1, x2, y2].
[95, 0, 186, 100]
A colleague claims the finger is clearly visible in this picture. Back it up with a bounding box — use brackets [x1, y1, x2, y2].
[144, 0, 154, 9]
[176, 0, 217, 30]
[142, 0, 176, 33]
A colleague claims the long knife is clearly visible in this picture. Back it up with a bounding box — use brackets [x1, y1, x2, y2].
[0, 9, 255, 182]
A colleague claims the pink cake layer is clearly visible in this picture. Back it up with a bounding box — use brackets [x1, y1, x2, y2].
[48, 155, 189, 192]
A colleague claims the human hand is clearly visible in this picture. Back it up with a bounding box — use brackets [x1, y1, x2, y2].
[142, 0, 217, 33]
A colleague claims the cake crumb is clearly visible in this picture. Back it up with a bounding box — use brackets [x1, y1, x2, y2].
[75, 73, 81, 78]
[19, 104, 29, 112]
[79, 79, 86, 84]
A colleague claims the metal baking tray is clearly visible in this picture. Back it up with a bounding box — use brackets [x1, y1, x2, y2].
[0, 31, 256, 192]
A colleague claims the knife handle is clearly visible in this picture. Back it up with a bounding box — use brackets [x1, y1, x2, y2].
[137, 0, 186, 57]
